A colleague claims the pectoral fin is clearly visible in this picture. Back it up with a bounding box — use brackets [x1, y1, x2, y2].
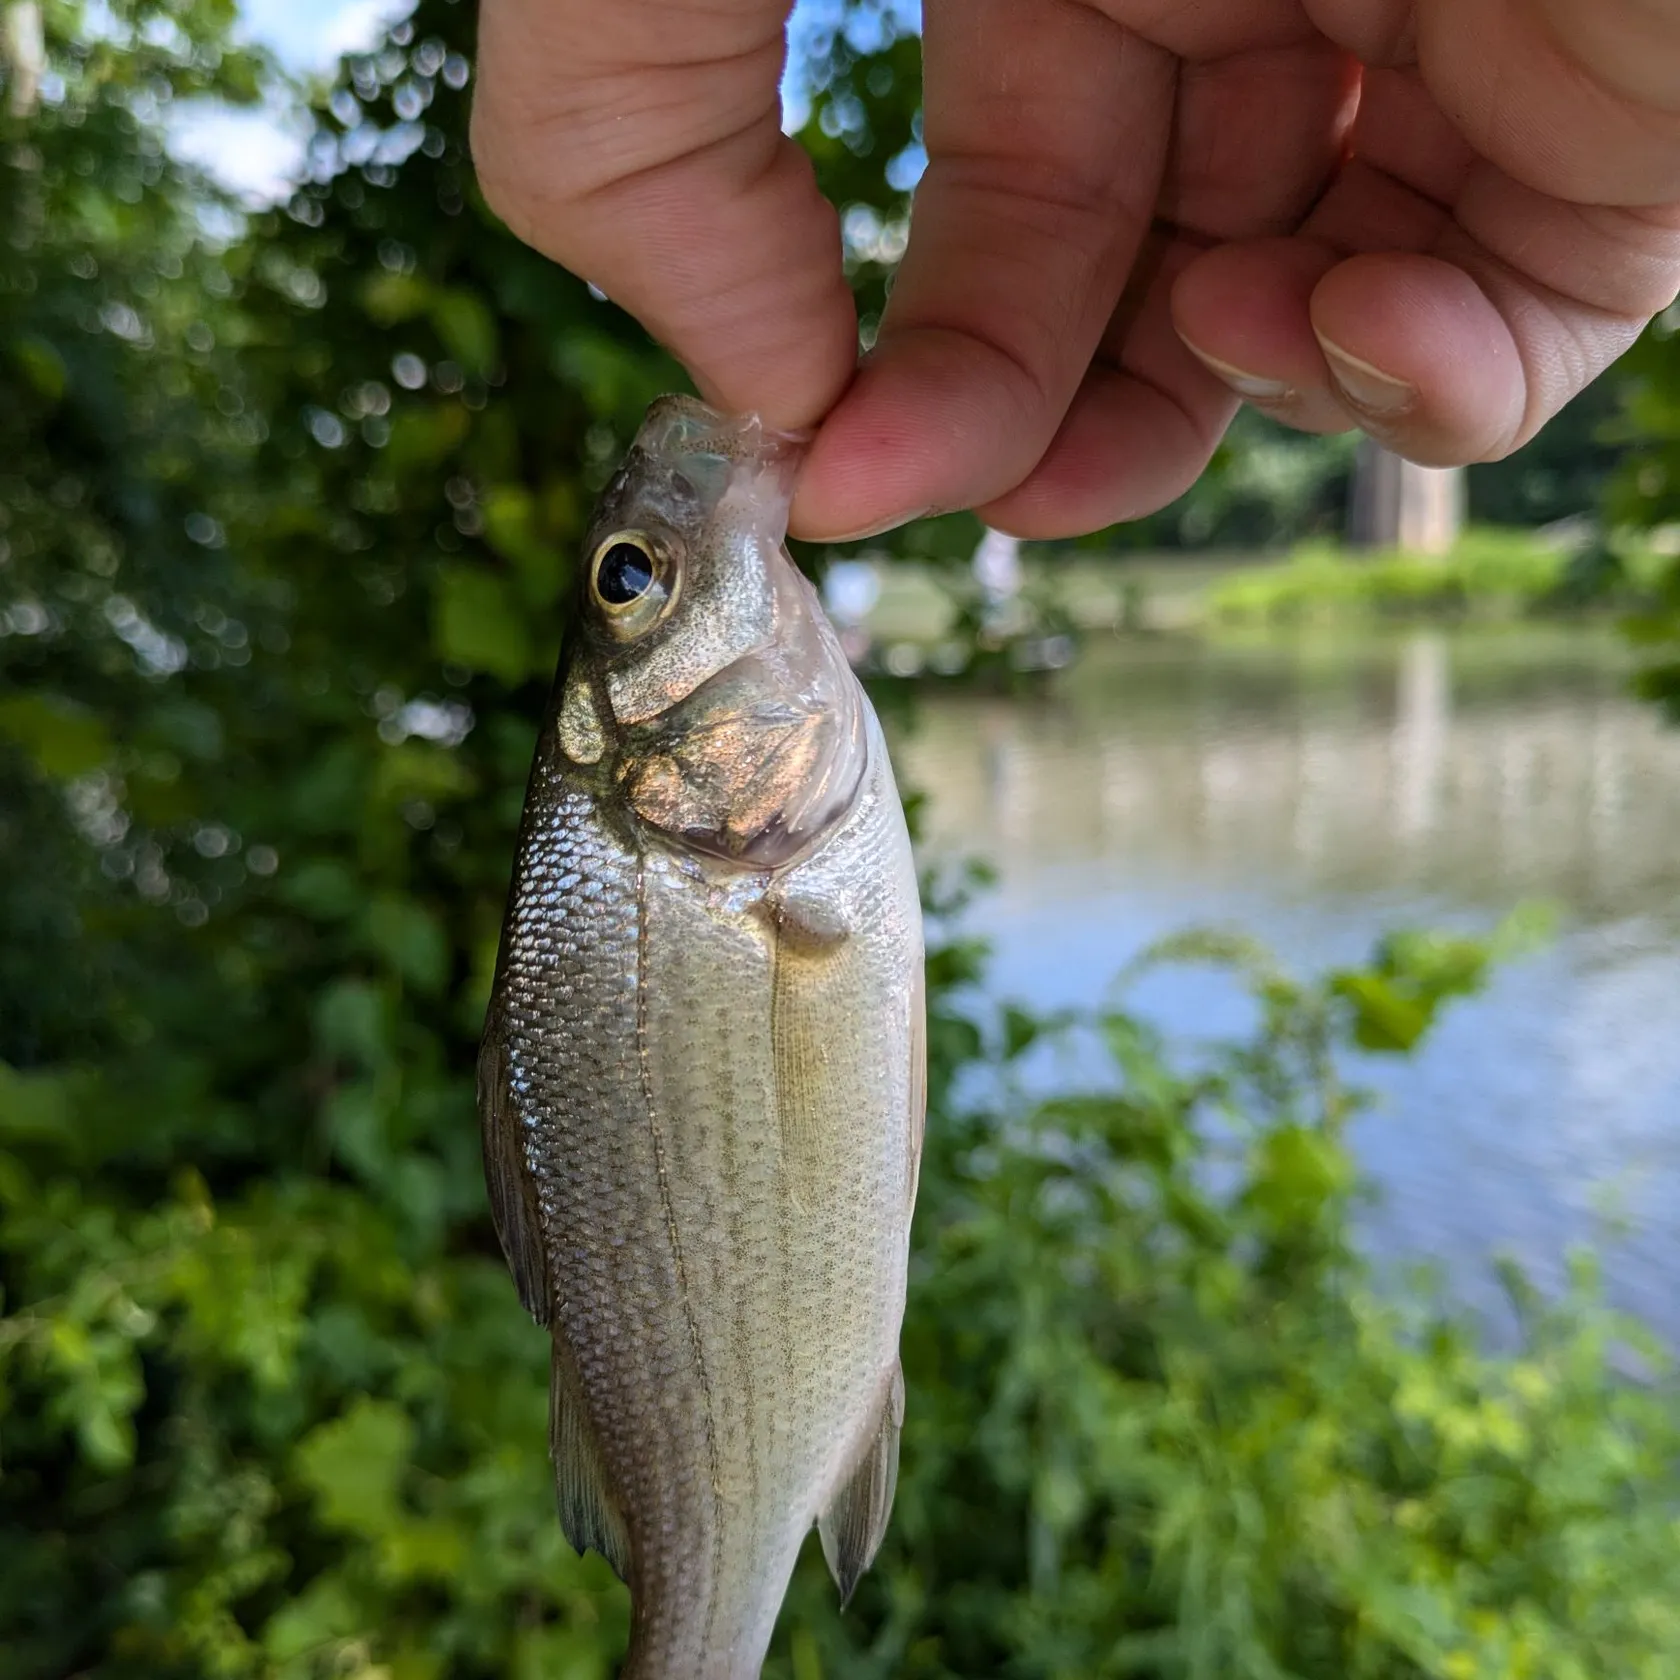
[765, 880, 852, 948]
[819, 1363, 905, 1606]
[550, 1340, 631, 1582]
[477, 1023, 551, 1326]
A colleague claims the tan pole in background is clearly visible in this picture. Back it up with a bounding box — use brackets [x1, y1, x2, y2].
[1347, 439, 1465, 555]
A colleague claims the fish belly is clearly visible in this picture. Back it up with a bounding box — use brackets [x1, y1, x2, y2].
[497, 747, 920, 1679]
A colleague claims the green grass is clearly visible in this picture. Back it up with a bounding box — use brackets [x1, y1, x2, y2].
[1205, 527, 1670, 625]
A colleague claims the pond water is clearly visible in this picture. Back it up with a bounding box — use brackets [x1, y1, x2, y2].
[897, 627, 1680, 1338]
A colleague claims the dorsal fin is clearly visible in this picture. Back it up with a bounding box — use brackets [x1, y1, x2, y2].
[477, 1022, 551, 1326]
[550, 1339, 632, 1582]
[819, 1363, 904, 1606]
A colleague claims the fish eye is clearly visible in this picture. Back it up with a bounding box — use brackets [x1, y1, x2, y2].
[595, 541, 655, 606]
[587, 531, 677, 639]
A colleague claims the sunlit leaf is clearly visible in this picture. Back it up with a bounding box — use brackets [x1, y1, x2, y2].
[262, 1571, 365, 1661]
[295, 1396, 415, 1536]
[364, 894, 449, 994]
[0, 694, 111, 778]
[430, 288, 498, 376]
[361, 270, 431, 325]
[0, 1061, 78, 1140]
[278, 856, 362, 920]
[10, 335, 66, 403]
[432, 564, 536, 683]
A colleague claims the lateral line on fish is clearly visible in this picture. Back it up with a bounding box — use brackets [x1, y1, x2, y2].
[635, 852, 725, 1648]
[714, 978, 762, 1557]
[767, 922, 801, 1425]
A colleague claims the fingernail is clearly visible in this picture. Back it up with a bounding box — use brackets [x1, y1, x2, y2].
[1316, 334, 1416, 419]
[1182, 341, 1294, 404]
[818, 507, 935, 544]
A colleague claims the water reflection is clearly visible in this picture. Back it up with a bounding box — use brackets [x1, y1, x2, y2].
[899, 629, 1680, 1336]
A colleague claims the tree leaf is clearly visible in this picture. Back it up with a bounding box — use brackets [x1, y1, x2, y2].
[0, 694, 111, 778]
[294, 1397, 415, 1536]
[432, 565, 535, 683]
[430, 288, 498, 376]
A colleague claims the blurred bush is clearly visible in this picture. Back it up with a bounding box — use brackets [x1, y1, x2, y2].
[1611, 311, 1680, 721]
[0, 1, 669, 1671]
[1205, 526, 1671, 626]
[779, 920, 1680, 1679]
[5, 4, 1680, 1679]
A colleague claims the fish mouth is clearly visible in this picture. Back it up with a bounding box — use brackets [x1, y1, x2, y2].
[635, 395, 809, 501]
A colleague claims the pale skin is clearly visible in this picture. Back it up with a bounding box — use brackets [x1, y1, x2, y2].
[470, 0, 1680, 542]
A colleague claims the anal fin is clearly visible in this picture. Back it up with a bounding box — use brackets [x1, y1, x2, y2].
[819, 1363, 905, 1606]
[550, 1339, 631, 1583]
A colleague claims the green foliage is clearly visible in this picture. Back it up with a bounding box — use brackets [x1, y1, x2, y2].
[1610, 311, 1680, 534]
[1327, 912, 1553, 1053]
[0, 0, 269, 1061]
[1611, 312, 1680, 717]
[766, 922, 1680, 1680]
[0, 1, 663, 1672]
[1206, 527, 1668, 626]
[788, 2, 923, 345]
[1146, 410, 1361, 553]
[1469, 373, 1635, 533]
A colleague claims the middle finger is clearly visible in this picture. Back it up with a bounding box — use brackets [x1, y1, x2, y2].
[791, 0, 1175, 540]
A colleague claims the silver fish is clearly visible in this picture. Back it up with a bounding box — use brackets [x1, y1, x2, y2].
[478, 395, 925, 1679]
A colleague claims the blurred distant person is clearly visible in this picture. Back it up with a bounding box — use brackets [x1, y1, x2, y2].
[471, 0, 1680, 542]
[821, 556, 883, 664]
[972, 528, 1023, 610]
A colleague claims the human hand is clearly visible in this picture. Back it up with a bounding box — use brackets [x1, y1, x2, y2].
[471, 1, 1680, 541]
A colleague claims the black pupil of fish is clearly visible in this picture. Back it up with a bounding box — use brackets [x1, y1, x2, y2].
[597, 543, 655, 606]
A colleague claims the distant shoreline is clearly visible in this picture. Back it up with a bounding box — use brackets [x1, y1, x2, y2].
[844, 526, 1672, 649]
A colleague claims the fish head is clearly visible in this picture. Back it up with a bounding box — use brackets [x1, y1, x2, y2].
[566, 396, 868, 871]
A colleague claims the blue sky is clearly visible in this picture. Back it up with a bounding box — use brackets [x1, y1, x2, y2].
[170, 0, 410, 200]
[238, 0, 411, 75]
[176, 0, 922, 204]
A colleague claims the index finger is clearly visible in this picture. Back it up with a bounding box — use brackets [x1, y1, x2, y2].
[790, 0, 1177, 540]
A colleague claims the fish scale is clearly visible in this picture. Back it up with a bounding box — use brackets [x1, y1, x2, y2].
[480, 396, 924, 1679]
